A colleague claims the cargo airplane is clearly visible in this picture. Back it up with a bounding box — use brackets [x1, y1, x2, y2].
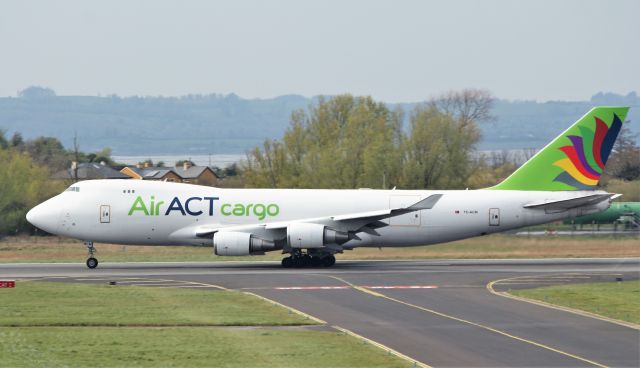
[27, 107, 629, 268]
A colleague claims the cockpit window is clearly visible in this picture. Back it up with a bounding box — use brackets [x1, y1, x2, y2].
[65, 186, 80, 192]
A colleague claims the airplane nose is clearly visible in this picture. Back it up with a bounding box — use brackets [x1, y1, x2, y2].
[26, 202, 58, 233]
[26, 205, 43, 227]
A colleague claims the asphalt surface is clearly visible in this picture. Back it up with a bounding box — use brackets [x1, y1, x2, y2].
[2, 258, 639, 368]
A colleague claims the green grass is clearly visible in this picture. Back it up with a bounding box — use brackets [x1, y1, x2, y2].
[0, 282, 409, 367]
[511, 280, 640, 324]
[0, 327, 406, 367]
[0, 282, 311, 326]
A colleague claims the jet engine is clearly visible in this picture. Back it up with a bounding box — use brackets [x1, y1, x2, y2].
[287, 223, 349, 248]
[213, 232, 275, 256]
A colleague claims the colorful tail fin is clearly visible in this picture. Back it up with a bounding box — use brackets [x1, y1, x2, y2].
[491, 106, 629, 191]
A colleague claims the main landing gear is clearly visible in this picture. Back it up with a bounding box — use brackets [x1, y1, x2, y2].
[85, 241, 98, 269]
[281, 250, 336, 268]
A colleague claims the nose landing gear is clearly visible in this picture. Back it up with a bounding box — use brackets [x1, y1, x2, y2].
[85, 241, 98, 269]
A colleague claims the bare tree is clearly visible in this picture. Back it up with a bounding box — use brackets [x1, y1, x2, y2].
[521, 148, 538, 163]
[430, 89, 495, 126]
[488, 150, 512, 169]
[606, 126, 640, 180]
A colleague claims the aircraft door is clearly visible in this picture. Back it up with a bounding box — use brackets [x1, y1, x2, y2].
[100, 205, 111, 223]
[389, 196, 421, 226]
[489, 208, 500, 226]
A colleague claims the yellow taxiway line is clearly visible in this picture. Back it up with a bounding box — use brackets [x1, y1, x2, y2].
[329, 275, 608, 368]
[186, 278, 429, 368]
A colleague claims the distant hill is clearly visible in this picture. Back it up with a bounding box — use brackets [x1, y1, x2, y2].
[476, 93, 640, 150]
[1, 87, 638, 154]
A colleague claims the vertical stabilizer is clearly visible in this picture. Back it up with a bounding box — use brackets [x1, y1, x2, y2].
[490, 107, 629, 191]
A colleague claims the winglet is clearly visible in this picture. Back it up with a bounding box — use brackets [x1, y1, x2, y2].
[409, 194, 443, 210]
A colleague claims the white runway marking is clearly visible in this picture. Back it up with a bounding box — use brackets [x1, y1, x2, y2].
[275, 286, 350, 290]
[273, 285, 438, 290]
[368, 285, 438, 289]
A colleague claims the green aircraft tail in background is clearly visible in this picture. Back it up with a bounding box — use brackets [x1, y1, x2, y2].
[491, 106, 630, 191]
[564, 202, 640, 225]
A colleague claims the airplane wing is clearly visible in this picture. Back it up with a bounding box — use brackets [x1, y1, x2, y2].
[187, 194, 443, 239]
[326, 194, 443, 232]
[523, 193, 619, 211]
[331, 194, 442, 221]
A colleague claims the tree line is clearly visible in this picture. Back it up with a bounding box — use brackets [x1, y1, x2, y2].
[243, 90, 499, 189]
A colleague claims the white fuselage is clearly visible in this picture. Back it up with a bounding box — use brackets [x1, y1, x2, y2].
[27, 179, 609, 250]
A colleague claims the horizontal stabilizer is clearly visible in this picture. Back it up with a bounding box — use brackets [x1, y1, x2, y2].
[524, 193, 617, 210]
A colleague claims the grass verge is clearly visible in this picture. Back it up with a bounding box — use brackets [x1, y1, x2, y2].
[0, 282, 407, 367]
[510, 280, 640, 325]
[1, 234, 639, 263]
[0, 327, 406, 367]
[0, 282, 311, 326]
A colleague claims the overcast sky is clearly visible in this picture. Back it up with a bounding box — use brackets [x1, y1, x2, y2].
[1, 0, 638, 102]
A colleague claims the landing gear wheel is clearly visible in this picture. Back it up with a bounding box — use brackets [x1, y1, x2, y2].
[322, 255, 336, 267]
[310, 256, 323, 267]
[300, 254, 312, 267]
[291, 256, 303, 268]
[281, 257, 293, 268]
[282, 252, 335, 268]
[84, 241, 98, 269]
[86, 257, 98, 269]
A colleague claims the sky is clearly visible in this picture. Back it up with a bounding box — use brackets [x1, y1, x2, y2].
[0, 0, 638, 102]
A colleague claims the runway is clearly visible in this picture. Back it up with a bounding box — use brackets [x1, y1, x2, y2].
[2, 258, 639, 367]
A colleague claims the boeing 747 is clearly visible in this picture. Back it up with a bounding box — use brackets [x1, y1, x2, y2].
[26, 107, 629, 268]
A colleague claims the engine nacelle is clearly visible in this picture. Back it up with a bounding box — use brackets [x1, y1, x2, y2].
[287, 223, 349, 249]
[213, 232, 275, 256]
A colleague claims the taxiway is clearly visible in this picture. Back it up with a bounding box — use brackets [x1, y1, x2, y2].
[1, 258, 638, 367]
